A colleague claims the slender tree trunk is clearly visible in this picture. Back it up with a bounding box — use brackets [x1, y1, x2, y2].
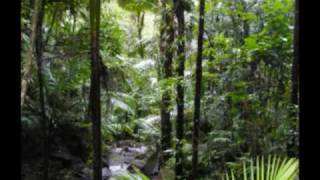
[21, 0, 43, 107]
[89, 0, 102, 179]
[240, 0, 250, 44]
[137, 11, 145, 58]
[43, 6, 58, 47]
[159, 0, 174, 169]
[230, 0, 239, 46]
[237, 0, 257, 155]
[191, 0, 205, 178]
[243, 20, 249, 40]
[291, 0, 299, 107]
[173, 0, 185, 179]
[287, 0, 299, 157]
[31, 0, 48, 178]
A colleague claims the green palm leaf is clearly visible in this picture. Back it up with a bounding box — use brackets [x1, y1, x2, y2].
[223, 156, 299, 180]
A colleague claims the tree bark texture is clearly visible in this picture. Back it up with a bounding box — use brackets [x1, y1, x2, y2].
[21, 0, 43, 107]
[32, 0, 49, 179]
[137, 11, 145, 58]
[291, 0, 299, 107]
[173, 0, 186, 179]
[191, 0, 205, 178]
[287, 0, 299, 158]
[159, 0, 174, 168]
[89, 0, 102, 179]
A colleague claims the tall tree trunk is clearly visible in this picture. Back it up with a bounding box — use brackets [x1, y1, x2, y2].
[291, 0, 299, 108]
[159, 0, 174, 169]
[191, 0, 205, 178]
[21, 0, 43, 107]
[239, 0, 257, 154]
[243, 20, 249, 40]
[137, 11, 145, 58]
[173, 0, 185, 179]
[240, 0, 250, 45]
[89, 0, 102, 179]
[287, 0, 299, 158]
[31, 0, 48, 178]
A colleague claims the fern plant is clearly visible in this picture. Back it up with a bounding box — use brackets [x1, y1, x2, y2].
[223, 156, 299, 180]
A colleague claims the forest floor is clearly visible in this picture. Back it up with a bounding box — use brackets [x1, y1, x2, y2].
[22, 139, 159, 180]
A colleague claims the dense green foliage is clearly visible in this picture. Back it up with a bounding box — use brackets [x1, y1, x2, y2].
[21, 0, 299, 179]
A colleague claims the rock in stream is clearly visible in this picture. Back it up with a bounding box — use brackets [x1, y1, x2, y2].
[105, 140, 159, 179]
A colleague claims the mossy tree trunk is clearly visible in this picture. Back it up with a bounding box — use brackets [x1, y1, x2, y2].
[159, 0, 174, 170]
[173, 0, 186, 179]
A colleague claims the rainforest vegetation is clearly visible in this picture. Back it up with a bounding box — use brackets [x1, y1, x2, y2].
[21, 0, 299, 179]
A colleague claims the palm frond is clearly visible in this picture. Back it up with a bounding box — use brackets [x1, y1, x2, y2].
[223, 156, 299, 180]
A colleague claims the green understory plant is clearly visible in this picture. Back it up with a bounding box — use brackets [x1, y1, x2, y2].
[223, 155, 299, 180]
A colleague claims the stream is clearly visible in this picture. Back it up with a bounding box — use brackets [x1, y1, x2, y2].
[45, 139, 158, 180]
[101, 140, 159, 179]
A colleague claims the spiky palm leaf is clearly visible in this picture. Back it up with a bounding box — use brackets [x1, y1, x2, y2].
[223, 156, 299, 180]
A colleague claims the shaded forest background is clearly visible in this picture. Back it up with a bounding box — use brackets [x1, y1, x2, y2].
[21, 0, 299, 179]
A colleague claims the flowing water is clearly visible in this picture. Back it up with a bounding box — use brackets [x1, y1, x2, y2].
[103, 140, 156, 179]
